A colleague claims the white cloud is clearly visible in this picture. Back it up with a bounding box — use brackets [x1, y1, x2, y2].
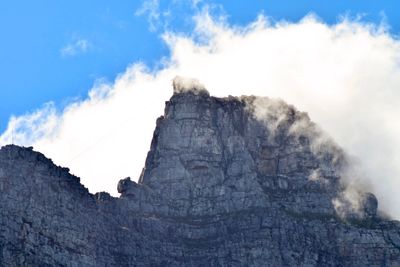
[172, 75, 206, 94]
[2, 11, 400, 219]
[61, 39, 91, 57]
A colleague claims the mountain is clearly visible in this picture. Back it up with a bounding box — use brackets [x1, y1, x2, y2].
[1, 85, 400, 266]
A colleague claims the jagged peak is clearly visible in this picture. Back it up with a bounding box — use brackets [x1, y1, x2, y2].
[1, 144, 34, 152]
[2, 87, 400, 266]
[0, 144, 52, 164]
[0, 144, 91, 198]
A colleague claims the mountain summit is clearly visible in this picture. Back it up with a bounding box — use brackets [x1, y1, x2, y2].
[1, 84, 400, 266]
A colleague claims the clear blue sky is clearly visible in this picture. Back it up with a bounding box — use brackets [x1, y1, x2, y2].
[1, 0, 399, 132]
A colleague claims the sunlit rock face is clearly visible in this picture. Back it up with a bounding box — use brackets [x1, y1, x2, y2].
[1, 89, 400, 266]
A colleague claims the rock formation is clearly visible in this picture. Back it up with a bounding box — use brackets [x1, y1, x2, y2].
[1, 84, 400, 266]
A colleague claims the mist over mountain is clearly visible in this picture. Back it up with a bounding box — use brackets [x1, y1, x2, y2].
[2, 13, 400, 221]
[1, 82, 399, 266]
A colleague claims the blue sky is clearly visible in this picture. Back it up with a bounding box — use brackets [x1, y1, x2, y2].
[1, 1, 400, 132]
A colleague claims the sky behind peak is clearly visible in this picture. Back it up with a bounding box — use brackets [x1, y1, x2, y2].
[1, 1, 399, 132]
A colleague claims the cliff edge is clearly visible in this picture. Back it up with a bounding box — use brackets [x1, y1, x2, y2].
[1, 85, 400, 266]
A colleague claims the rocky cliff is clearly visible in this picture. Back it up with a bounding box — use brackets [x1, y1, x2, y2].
[1, 85, 400, 266]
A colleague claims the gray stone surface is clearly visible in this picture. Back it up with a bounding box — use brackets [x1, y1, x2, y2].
[1, 87, 400, 266]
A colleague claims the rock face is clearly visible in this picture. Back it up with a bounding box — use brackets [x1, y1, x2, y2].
[1, 87, 400, 266]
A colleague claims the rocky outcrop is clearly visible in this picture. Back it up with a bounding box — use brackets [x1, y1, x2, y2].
[1, 86, 400, 266]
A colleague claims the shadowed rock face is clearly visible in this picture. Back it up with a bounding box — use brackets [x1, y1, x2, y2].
[1, 90, 400, 266]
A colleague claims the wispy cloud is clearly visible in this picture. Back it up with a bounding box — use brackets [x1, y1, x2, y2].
[135, 0, 161, 32]
[135, 0, 205, 32]
[3, 11, 400, 220]
[60, 39, 91, 57]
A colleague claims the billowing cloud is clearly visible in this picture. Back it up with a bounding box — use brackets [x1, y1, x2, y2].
[2, 11, 400, 219]
[61, 39, 90, 57]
